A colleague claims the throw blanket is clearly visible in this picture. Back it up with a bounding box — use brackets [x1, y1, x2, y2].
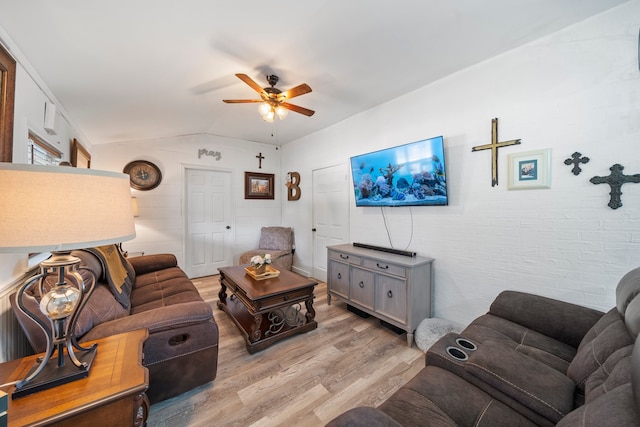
[81, 245, 135, 310]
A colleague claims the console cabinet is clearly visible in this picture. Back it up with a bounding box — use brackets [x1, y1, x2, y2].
[327, 244, 434, 347]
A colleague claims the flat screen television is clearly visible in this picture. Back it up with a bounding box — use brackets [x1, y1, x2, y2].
[350, 135, 448, 207]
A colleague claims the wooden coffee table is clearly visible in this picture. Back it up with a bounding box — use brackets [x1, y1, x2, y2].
[218, 265, 318, 354]
[0, 329, 149, 426]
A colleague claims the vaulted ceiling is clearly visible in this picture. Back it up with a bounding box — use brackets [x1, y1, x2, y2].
[0, 0, 627, 146]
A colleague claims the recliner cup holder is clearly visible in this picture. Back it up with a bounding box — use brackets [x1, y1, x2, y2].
[455, 337, 477, 351]
[446, 346, 468, 361]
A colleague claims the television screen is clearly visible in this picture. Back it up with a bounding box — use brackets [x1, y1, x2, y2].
[350, 136, 448, 207]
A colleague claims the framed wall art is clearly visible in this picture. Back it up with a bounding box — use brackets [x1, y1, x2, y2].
[245, 171, 274, 199]
[71, 138, 91, 168]
[507, 148, 551, 190]
[0, 43, 16, 162]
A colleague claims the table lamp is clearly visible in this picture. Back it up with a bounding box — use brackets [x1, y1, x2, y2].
[0, 163, 136, 398]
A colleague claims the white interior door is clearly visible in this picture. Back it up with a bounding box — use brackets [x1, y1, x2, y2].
[185, 168, 232, 278]
[312, 164, 350, 281]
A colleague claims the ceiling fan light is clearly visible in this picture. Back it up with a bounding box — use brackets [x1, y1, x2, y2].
[262, 110, 275, 122]
[258, 102, 272, 117]
[275, 106, 288, 120]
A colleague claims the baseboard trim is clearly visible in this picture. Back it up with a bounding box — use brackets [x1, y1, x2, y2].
[292, 265, 311, 277]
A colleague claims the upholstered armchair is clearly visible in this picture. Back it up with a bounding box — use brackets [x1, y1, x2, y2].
[239, 226, 295, 271]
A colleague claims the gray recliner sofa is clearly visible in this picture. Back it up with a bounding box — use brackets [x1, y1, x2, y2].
[328, 267, 640, 426]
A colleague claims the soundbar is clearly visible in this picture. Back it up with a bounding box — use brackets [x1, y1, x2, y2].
[352, 242, 416, 257]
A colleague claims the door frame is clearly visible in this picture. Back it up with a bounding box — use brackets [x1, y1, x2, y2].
[182, 164, 235, 277]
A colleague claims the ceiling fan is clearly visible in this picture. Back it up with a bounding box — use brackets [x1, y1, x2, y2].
[223, 73, 314, 122]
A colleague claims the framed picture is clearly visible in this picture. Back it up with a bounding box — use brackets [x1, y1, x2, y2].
[507, 149, 551, 190]
[245, 172, 274, 199]
[0, 43, 16, 162]
[71, 138, 91, 168]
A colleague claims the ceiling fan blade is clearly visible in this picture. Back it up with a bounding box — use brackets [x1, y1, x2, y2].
[223, 99, 263, 103]
[281, 102, 315, 117]
[235, 73, 265, 94]
[280, 83, 312, 101]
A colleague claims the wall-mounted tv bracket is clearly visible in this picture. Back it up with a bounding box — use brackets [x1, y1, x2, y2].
[564, 152, 590, 176]
[590, 164, 640, 209]
[472, 117, 521, 187]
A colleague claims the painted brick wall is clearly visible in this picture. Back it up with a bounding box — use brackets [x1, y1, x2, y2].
[282, 1, 640, 325]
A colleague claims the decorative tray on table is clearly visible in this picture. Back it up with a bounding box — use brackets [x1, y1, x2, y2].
[244, 265, 280, 281]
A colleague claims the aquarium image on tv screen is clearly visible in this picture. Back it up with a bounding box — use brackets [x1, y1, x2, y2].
[350, 136, 447, 207]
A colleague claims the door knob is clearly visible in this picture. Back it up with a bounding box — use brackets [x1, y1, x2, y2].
[226, 225, 231, 229]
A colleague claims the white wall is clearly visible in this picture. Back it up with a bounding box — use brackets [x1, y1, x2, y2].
[282, 1, 640, 326]
[91, 134, 283, 267]
[0, 30, 89, 290]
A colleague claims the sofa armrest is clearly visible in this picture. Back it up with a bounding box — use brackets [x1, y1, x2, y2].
[466, 340, 575, 423]
[489, 291, 603, 348]
[326, 407, 403, 427]
[127, 253, 178, 276]
[80, 301, 213, 341]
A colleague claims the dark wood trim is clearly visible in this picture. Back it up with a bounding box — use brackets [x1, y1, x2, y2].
[71, 138, 91, 168]
[244, 171, 275, 199]
[0, 43, 16, 163]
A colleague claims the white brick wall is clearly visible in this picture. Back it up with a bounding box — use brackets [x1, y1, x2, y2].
[282, 1, 640, 326]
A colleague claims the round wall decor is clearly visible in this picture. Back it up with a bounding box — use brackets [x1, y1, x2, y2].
[123, 160, 162, 191]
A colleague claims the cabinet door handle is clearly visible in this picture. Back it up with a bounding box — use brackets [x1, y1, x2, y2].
[337, 273, 342, 279]
[377, 263, 389, 269]
[387, 290, 393, 298]
[340, 254, 349, 259]
[359, 281, 365, 288]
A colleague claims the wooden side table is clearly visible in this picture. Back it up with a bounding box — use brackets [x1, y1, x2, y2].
[0, 329, 149, 426]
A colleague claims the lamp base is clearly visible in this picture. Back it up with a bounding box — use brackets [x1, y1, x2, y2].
[12, 346, 97, 399]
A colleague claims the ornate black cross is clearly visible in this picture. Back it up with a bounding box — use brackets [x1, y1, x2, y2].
[472, 118, 521, 186]
[590, 164, 640, 209]
[256, 152, 265, 169]
[564, 152, 590, 176]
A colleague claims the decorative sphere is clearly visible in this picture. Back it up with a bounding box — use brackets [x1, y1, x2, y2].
[39, 285, 80, 320]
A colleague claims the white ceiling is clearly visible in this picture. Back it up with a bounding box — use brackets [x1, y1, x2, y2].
[0, 0, 627, 146]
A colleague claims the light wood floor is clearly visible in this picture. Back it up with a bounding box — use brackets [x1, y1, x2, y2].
[147, 275, 425, 427]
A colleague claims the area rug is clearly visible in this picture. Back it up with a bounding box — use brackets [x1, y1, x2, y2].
[414, 317, 463, 353]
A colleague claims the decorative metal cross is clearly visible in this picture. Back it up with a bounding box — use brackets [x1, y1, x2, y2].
[564, 152, 590, 176]
[256, 152, 265, 169]
[590, 164, 640, 209]
[472, 118, 521, 186]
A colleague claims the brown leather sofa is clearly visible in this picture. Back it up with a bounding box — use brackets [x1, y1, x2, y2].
[328, 267, 640, 426]
[11, 246, 219, 403]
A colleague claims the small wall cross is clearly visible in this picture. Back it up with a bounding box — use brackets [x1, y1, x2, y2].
[256, 152, 265, 169]
[472, 118, 521, 186]
[564, 152, 590, 175]
[590, 164, 640, 209]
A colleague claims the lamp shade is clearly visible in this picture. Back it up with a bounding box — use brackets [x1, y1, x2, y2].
[0, 163, 136, 253]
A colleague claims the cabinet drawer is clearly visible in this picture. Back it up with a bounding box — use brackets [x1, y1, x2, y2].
[362, 258, 406, 278]
[375, 275, 407, 324]
[328, 260, 349, 299]
[329, 250, 361, 265]
[350, 267, 374, 310]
